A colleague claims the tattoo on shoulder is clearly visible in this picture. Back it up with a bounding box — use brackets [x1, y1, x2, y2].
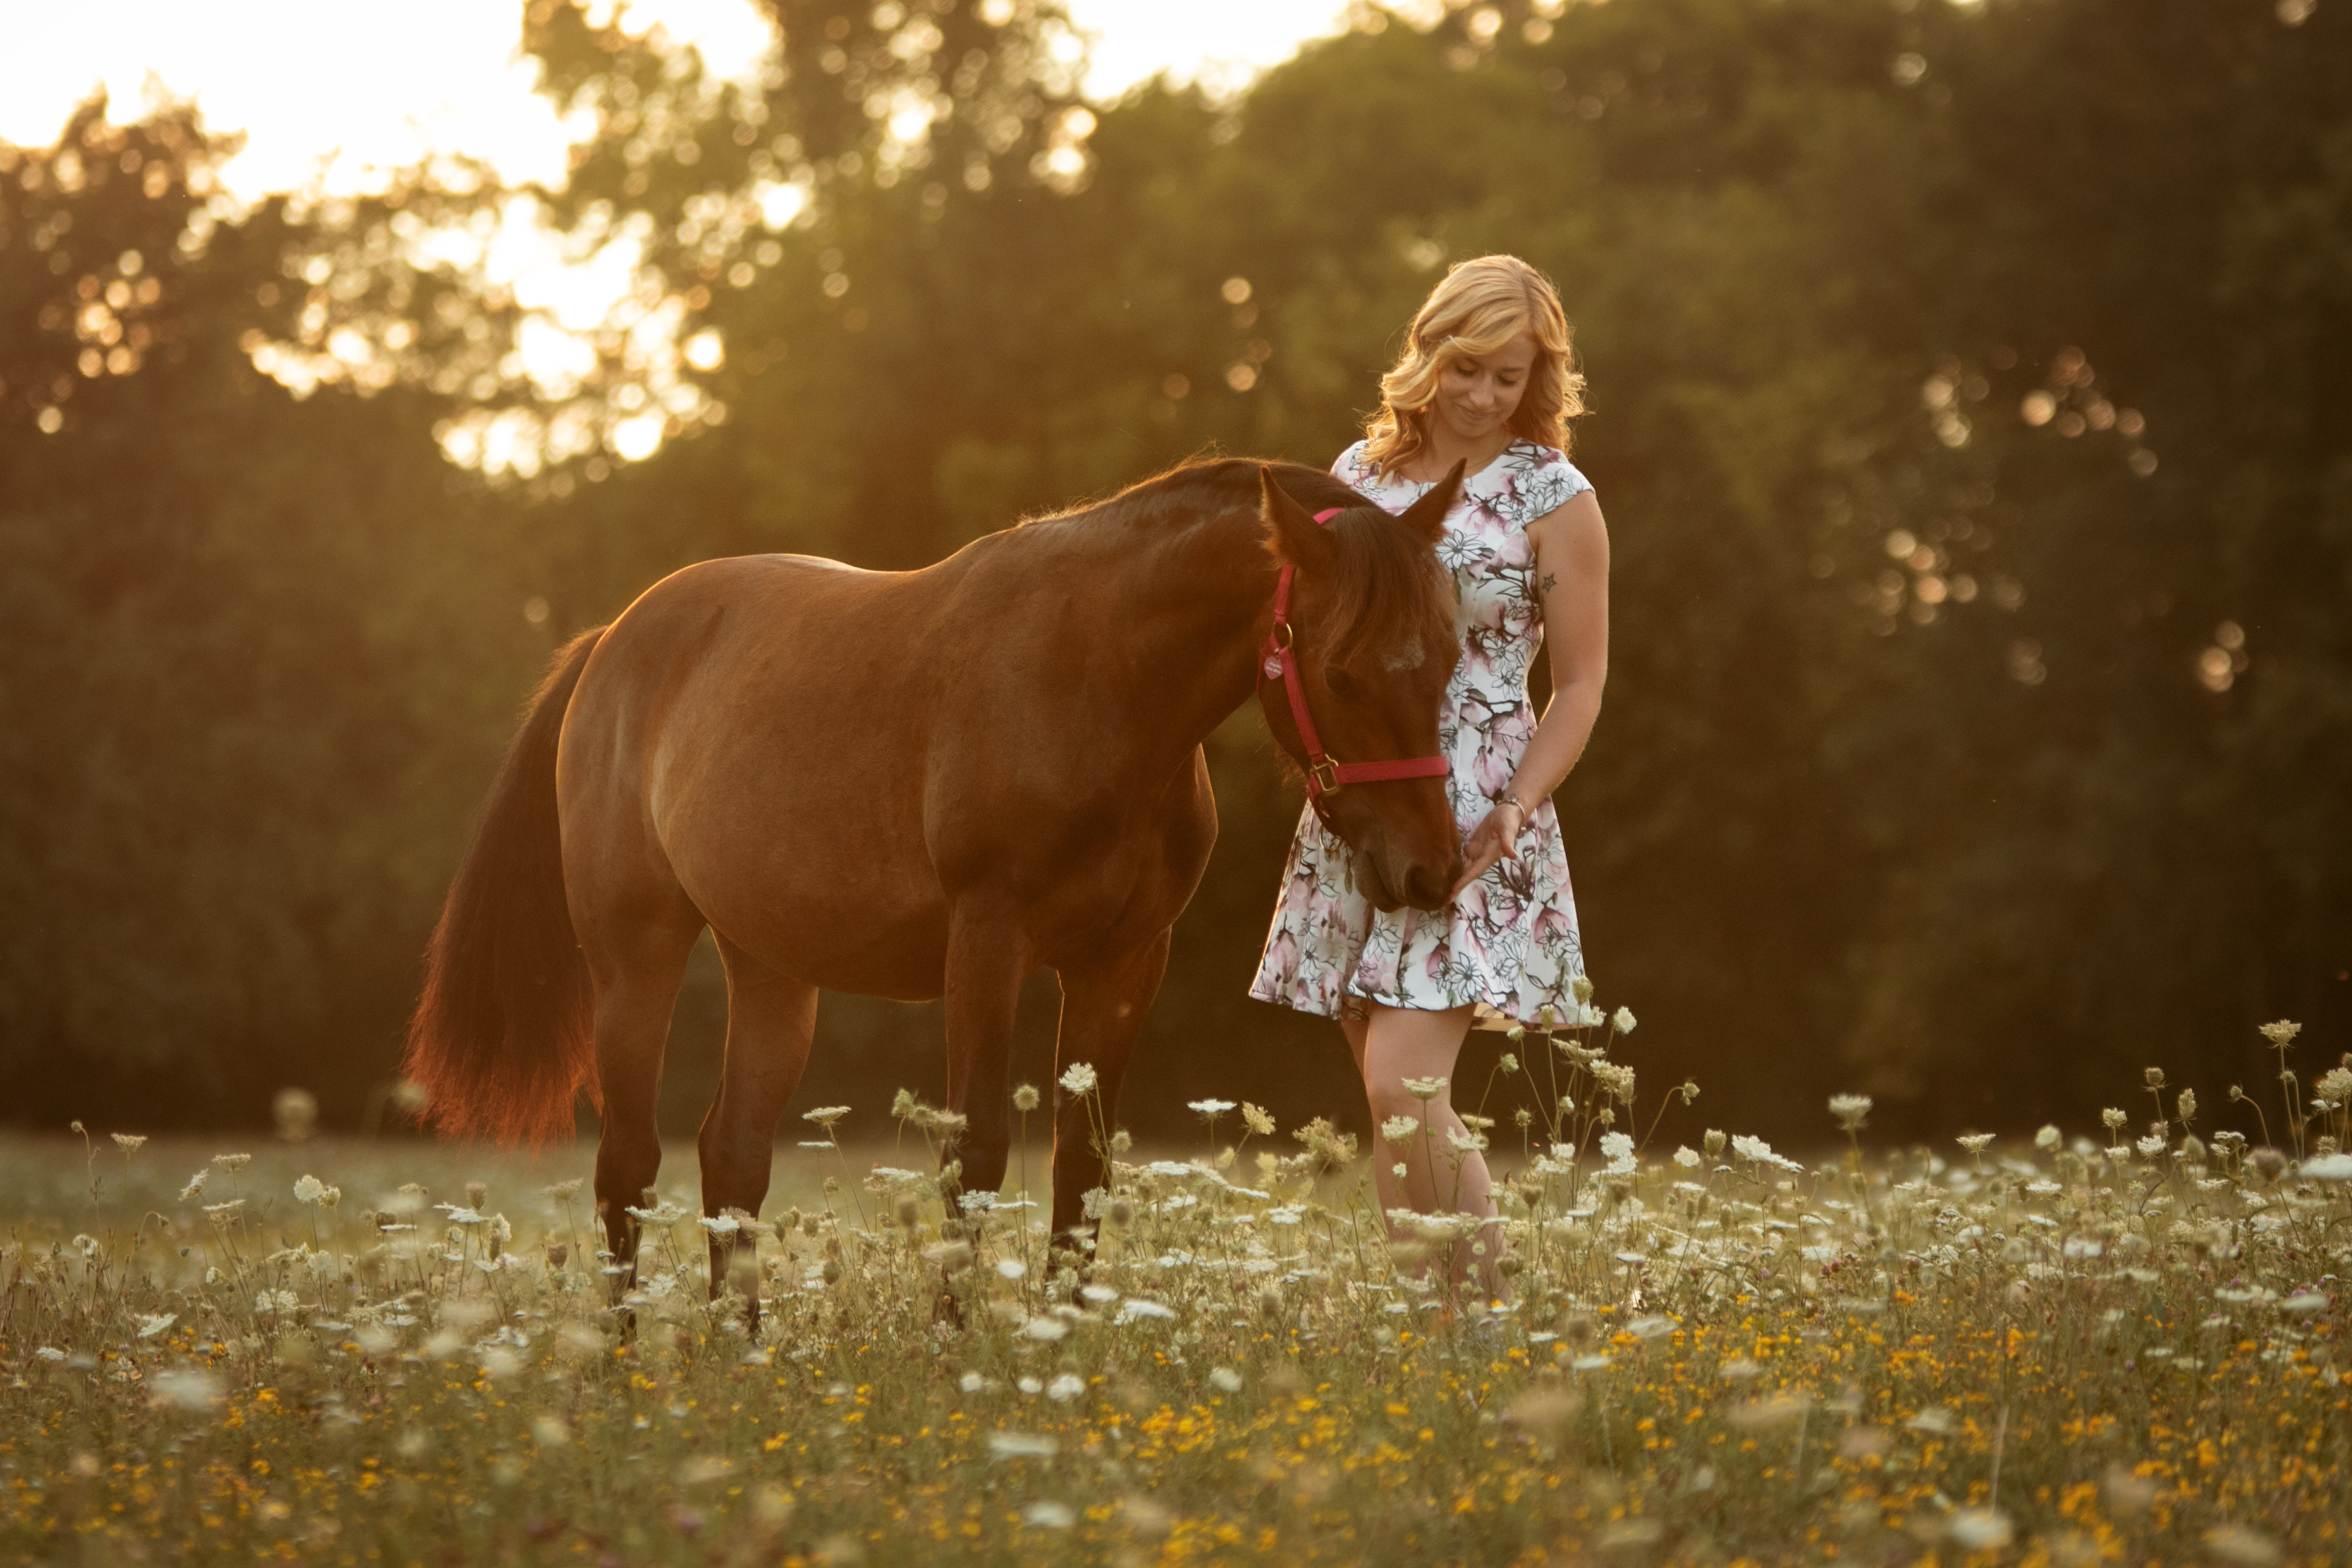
[1540, 571, 1558, 594]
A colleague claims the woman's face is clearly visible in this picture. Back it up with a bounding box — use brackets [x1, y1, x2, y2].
[1428, 331, 1538, 445]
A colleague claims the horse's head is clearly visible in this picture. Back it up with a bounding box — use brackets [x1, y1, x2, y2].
[1256, 463, 1466, 912]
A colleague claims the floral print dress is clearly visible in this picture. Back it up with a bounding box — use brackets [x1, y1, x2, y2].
[1248, 439, 1594, 1028]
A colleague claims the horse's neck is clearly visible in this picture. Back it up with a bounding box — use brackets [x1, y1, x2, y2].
[1092, 503, 1272, 759]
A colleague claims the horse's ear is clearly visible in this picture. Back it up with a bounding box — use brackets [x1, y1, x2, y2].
[1394, 459, 1467, 544]
[1260, 467, 1341, 569]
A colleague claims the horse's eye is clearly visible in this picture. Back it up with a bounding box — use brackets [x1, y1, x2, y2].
[1324, 667, 1356, 699]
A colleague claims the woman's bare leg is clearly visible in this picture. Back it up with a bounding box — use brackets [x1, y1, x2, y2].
[1342, 1001, 1506, 1300]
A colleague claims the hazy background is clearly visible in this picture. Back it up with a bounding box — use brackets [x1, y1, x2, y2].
[3, 0, 2346, 1150]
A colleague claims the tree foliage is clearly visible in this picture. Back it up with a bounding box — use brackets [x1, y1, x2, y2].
[2, 0, 2345, 1136]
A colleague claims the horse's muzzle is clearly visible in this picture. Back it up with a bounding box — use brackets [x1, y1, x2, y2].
[1398, 857, 1462, 912]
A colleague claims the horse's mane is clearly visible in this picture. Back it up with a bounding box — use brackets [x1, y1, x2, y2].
[1045, 457, 1452, 673]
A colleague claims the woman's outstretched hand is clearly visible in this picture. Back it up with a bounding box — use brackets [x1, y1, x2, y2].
[1451, 801, 1526, 897]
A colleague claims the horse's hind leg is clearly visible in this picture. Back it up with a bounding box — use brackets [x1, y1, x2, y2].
[585, 907, 703, 1299]
[699, 935, 818, 1328]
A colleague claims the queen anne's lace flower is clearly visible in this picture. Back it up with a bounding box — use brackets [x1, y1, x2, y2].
[1059, 1062, 1098, 1096]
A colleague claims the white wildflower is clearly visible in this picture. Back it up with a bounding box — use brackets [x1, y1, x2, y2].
[293, 1175, 326, 1204]
[1187, 1099, 1237, 1118]
[2135, 1134, 2167, 1158]
[1380, 1115, 1420, 1142]
[1024, 1501, 1076, 1529]
[1400, 1076, 1448, 1099]
[1116, 1298, 1176, 1323]
[996, 1257, 1026, 1280]
[1600, 1132, 1637, 1175]
[801, 1106, 852, 1128]
[1446, 1126, 1488, 1154]
[1957, 1134, 1994, 1155]
[987, 1432, 1058, 1460]
[111, 1134, 147, 1154]
[1241, 1103, 1276, 1136]
[1022, 1317, 1069, 1342]
[2036, 1125, 2062, 1150]
[177, 1170, 208, 1202]
[1731, 1135, 1802, 1173]
[2259, 1020, 2301, 1048]
[1947, 1509, 2013, 1551]
[1059, 1062, 1098, 1096]
[1829, 1094, 1872, 1131]
[1209, 1367, 1244, 1392]
[1044, 1374, 1087, 1402]
[150, 1369, 225, 1411]
[1612, 1006, 1637, 1034]
[136, 1312, 177, 1340]
[1672, 1146, 1702, 1169]
[211, 1153, 252, 1172]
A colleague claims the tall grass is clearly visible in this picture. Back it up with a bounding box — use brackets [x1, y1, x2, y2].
[4, 1019, 2348, 1566]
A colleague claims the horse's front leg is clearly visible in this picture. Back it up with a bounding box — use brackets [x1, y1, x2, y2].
[1047, 928, 1174, 1249]
[940, 903, 1027, 1224]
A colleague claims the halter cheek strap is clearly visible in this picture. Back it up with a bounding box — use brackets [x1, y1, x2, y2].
[1261, 507, 1451, 810]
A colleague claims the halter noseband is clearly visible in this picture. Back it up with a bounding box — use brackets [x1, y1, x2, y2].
[1260, 507, 1451, 819]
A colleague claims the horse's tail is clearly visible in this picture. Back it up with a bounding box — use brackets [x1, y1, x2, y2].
[401, 627, 607, 1145]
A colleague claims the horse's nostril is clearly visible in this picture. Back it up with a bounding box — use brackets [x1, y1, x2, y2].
[1403, 864, 1452, 910]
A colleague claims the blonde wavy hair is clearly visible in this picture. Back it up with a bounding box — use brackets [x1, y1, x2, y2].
[1361, 255, 1585, 479]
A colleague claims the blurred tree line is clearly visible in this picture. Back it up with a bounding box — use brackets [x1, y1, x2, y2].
[3, 0, 2346, 1144]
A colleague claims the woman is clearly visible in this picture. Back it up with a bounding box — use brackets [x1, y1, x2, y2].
[1250, 256, 1609, 1299]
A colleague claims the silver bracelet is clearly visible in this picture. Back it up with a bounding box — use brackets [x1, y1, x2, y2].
[1499, 792, 1527, 825]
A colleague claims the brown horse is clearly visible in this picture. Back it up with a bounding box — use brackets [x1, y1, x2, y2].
[402, 457, 1466, 1290]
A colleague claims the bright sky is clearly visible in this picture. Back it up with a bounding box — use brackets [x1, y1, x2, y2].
[1, 0, 1359, 472]
[0, 0, 1358, 198]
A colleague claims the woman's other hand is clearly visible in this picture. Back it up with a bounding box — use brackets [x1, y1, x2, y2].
[1451, 801, 1526, 897]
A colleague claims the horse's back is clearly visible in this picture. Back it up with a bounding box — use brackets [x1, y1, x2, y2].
[558, 531, 1216, 989]
[560, 551, 955, 994]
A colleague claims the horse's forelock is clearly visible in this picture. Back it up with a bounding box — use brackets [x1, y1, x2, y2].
[1323, 511, 1453, 674]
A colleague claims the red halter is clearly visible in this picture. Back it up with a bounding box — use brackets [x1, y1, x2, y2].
[1261, 506, 1452, 810]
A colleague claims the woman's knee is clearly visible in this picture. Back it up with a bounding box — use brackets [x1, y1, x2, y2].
[1363, 1077, 1445, 1128]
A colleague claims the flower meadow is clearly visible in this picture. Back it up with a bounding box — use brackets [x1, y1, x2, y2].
[6, 1019, 2351, 1567]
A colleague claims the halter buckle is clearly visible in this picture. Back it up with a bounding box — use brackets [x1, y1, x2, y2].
[1271, 622, 1293, 651]
[1308, 757, 1341, 796]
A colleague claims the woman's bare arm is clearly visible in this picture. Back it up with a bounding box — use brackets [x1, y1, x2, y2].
[1451, 489, 1609, 892]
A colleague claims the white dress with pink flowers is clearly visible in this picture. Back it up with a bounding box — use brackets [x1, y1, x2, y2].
[1248, 439, 1593, 1027]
